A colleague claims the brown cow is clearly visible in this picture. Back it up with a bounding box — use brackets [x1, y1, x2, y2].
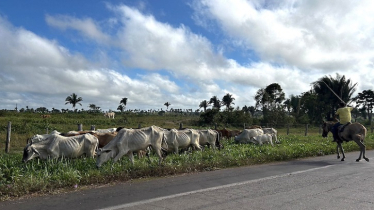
[92, 132, 118, 148]
[229, 129, 242, 138]
[215, 128, 231, 140]
[245, 125, 262, 129]
[41, 114, 51, 118]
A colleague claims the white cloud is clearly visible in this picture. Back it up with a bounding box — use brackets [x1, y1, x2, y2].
[1, 1, 374, 112]
[45, 14, 111, 44]
[191, 0, 374, 71]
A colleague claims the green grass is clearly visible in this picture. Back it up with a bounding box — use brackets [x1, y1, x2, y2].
[1, 112, 373, 201]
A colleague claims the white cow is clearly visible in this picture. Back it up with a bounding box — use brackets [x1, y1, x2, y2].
[96, 125, 166, 167]
[234, 128, 264, 144]
[262, 128, 279, 144]
[23, 133, 98, 162]
[163, 129, 201, 154]
[198, 129, 221, 150]
[104, 112, 115, 119]
[95, 128, 117, 133]
[27, 130, 61, 144]
[252, 133, 274, 146]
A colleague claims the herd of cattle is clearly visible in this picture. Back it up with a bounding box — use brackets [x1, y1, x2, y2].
[22, 126, 278, 168]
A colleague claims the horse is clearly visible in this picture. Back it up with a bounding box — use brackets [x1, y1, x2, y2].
[321, 121, 368, 162]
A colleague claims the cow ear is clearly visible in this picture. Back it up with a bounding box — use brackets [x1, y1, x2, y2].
[32, 147, 40, 156]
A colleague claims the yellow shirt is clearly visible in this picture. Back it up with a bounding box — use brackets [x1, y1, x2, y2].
[335, 107, 354, 124]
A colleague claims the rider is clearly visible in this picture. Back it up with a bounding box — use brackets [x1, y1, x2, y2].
[331, 102, 354, 142]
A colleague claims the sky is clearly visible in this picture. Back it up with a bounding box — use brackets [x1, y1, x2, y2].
[1, 0, 373, 112]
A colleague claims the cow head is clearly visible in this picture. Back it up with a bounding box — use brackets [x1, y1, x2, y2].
[96, 148, 115, 168]
[22, 144, 40, 162]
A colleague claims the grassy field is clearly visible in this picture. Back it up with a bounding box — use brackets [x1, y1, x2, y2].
[1, 112, 373, 201]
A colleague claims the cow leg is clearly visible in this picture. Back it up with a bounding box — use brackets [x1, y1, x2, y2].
[209, 140, 217, 150]
[193, 143, 202, 151]
[113, 141, 128, 162]
[47, 139, 60, 159]
[113, 145, 129, 163]
[127, 151, 135, 164]
[152, 145, 163, 165]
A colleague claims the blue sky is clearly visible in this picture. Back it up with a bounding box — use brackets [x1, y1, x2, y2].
[1, 0, 374, 112]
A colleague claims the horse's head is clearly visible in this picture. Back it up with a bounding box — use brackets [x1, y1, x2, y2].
[321, 121, 332, 138]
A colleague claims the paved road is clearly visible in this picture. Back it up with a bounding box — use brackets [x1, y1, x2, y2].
[2, 150, 374, 210]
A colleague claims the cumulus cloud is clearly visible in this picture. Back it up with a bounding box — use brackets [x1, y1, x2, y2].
[191, 0, 374, 70]
[0, 16, 188, 111]
[1, 1, 374, 112]
[45, 14, 111, 44]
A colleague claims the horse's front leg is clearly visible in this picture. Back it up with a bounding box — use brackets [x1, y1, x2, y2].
[336, 144, 340, 159]
[337, 143, 345, 161]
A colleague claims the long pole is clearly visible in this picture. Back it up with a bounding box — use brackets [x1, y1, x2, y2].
[5, 121, 11, 153]
[322, 81, 346, 104]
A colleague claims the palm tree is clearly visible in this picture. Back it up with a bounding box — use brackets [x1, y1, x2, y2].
[209, 96, 221, 110]
[117, 104, 125, 112]
[199, 100, 209, 112]
[120, 98, 128, 106]
[222, 93, 235, 111]
[118, 97, 128, 112]
[65, 93, 83, 110]
[164, 102, 171, 110]
[312, 74, 357, 120]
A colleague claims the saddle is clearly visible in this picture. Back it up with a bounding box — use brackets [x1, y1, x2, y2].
[337, 122, 351, 142]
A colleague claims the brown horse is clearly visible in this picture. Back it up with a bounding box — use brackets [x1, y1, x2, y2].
[322, 121, 368, 162]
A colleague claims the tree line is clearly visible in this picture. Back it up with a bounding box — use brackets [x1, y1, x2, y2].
[7, 74, 374, 127]
[198, 74, 374, 127]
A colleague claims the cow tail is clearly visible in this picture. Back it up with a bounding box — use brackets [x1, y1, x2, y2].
[214, 130, 221, 150]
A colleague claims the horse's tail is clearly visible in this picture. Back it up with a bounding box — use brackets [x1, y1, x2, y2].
[361, 125, 367, 142]
[353, 123, 367, 143]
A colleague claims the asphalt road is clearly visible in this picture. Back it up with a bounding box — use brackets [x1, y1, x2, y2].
[2, 150, 374, 210]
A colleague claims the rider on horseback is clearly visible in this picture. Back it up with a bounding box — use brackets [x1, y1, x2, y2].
[332, 102, 354, 142]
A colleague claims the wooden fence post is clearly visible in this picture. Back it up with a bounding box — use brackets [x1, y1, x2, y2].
[90, 125, 96, 131]
[77, 124, 83, 131]
[305, 124, 309, 136]
[5, 121, 11, 153]
[287, 124, 289, 135]
[179, 123, 183, 130]
[46, 127, 49, 134]
[138, 124, 141, 129]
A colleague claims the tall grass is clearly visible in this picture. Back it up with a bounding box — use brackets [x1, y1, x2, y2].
[0, 112, 373, 201]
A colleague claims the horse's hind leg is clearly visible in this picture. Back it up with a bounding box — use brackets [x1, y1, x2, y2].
[336, 145, 340, 159]
[354, 139, 369, 162]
